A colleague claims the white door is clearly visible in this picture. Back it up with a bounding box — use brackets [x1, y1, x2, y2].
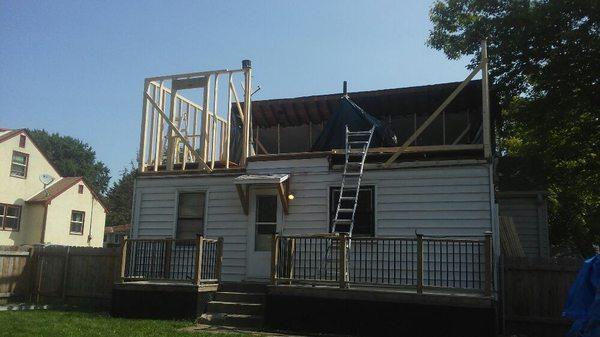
[246, 188, 282, 280]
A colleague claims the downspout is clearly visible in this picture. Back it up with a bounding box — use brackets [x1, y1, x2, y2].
[40, 203, 49, 244]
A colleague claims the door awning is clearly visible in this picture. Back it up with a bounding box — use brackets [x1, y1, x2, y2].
[233, 174, 291, 215]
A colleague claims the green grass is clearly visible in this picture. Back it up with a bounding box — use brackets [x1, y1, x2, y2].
[0, 310, 257, 337]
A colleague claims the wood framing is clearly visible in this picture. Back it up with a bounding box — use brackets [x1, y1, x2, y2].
[138, 63, 252, 173]
[383, 40, 491, 167]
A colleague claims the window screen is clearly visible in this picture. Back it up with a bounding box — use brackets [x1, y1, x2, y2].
[177, 192, 205, 240]
[70, 211, 85, 234]
[255, 195, 277, 251]
[329, 186, 375, 236]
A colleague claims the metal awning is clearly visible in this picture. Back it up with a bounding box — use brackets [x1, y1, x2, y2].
[233, 173, 289, 185]
[233, 174, 291, 215]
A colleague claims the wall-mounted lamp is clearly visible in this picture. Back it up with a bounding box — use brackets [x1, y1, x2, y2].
[287, 194, 295, 201]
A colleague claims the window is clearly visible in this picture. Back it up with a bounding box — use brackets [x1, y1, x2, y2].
[10, 151, 29, 178]
[70, 211, 85, 235]
[19, 135, 26, 148]
[78, 185, 84, 194]
[0, 204, 21, 231]
[329, 186, 375, 236]
[255, 195, 277, 251]
[176, 192, 205, 240]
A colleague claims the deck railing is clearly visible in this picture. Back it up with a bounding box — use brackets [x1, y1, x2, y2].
[119, 235, 223, 285]
[271, 232, 493, 296]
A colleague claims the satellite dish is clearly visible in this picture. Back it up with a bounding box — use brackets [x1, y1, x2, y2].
[39, 174, 55, 186]
[39, 174, 55, 196]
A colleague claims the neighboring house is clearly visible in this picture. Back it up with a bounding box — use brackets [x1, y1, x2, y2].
[0, 128, 106, 247]
[104, 224, 130, 247]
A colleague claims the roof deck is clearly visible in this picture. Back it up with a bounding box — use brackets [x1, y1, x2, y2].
[138, 42, 493, 174]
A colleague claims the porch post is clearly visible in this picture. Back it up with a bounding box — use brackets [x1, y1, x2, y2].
[416, 234, 424, 294]
[194, 235, 204, 285]
[163, 239, 172, 279]
[339, 233, 348, 289]
[119, 236, 128, 283]
[270, 234, 279, 285]
[215, 237, 224, 282]
[484, 231, 493, 296]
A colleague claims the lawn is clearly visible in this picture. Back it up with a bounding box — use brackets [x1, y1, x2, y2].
[0, 310, 258, 337]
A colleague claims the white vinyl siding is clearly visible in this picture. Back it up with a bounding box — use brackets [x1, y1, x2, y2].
[132, 157, 493, 282]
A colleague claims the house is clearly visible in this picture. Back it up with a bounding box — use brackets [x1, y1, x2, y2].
[0, 129, 106, 247]
[115, 43, 500, 336]
[104, 224, 130, 247]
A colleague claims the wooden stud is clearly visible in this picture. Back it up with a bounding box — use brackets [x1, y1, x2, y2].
[211, 75, 219, 169]
[229, 80, 245, 122]
[484, 231, 493, 296]
[417, 234, 424, 294]
[452, 123, 472, 145]
[154, 82, 165, 172]
[270, 234, 279, 285]
[145, 93, 211, 171]
[339, 233, 348, 289]
[225, 76, 233, 168]
[201, 76, 212, 161]
[166, 85, 179, 171]
[138, 81, 150, 172]
[194, 235, 204, 285]
[119, 236, 128, 282]
[481, 40, 492, 160]
[384, 63, 483, 167]
[240, 66, 252, 167]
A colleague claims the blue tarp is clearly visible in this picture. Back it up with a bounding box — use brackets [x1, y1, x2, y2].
[563, 255, 600, 337]
[311, 95, 397, 151]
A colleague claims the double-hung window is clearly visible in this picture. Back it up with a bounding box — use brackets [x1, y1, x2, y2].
[176, 192, 206, 240]
[0, 204, 21, 231]
[70, 211, 85, 235]
[329, 186, 375, 236]
[10, 151, 28, 178]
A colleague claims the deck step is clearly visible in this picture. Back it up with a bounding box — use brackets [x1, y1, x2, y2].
[198, 313, 263, 329]
[214, 291, 265, 303]
[218, 282, 267, 293]
[206, 301, 263, 315]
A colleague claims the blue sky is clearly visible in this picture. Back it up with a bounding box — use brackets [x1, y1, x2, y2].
[0, 1, 471, 182]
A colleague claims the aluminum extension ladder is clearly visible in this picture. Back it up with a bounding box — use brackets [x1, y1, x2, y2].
[331, 126, 375, 236]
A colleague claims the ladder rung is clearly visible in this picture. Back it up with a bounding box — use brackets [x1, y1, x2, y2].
[334, 219, 352, 224]
[344, 172, 362, 177]
[348, 131, 372, 135]
[340, 196, 355, 201]
[348, 141, 368, 145]
[338, 208, 353, 213]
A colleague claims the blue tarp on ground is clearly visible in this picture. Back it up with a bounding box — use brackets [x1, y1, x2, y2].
[563, 255, 600, 337]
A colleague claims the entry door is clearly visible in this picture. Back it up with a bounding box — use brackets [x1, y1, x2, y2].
[246, 189, 282, 280]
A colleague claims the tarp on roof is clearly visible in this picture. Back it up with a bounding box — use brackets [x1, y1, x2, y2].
[563, 254, 600, 337]
[311, 95, 397, 151]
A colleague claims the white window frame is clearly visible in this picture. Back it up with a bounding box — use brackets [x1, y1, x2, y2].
[10, 151, 29, 178]
[70, 210, 85, 235]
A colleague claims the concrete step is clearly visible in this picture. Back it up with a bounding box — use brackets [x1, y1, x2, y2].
[214, 291, 265, 304]
[219, 282, 267, 293]
[199, 312, 263, 329]
[207, 301, 264, 316]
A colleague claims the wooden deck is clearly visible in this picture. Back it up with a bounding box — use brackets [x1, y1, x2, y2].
[113, 280, 218, 293]
[268, 284, 494, 309]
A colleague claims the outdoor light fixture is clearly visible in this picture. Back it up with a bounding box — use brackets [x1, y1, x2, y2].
[287, 194, 295, 200]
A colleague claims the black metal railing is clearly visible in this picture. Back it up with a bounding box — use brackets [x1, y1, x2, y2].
[272, 233, 492, 296]
[120, 236, 223, 285]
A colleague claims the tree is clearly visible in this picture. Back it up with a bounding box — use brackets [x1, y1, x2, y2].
[105, 165, 136, 227]
[428, 0, 600, 255]
[28, 129, 111, 195]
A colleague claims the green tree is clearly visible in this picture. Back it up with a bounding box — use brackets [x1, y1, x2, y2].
[28, 129, 111, 195]
[428, 0, 600, 255]
[105, 165, 137, 227]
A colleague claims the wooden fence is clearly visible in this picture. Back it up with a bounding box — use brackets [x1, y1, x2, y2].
[502, 257, 581, 337]
[0, 246, 120, 306]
